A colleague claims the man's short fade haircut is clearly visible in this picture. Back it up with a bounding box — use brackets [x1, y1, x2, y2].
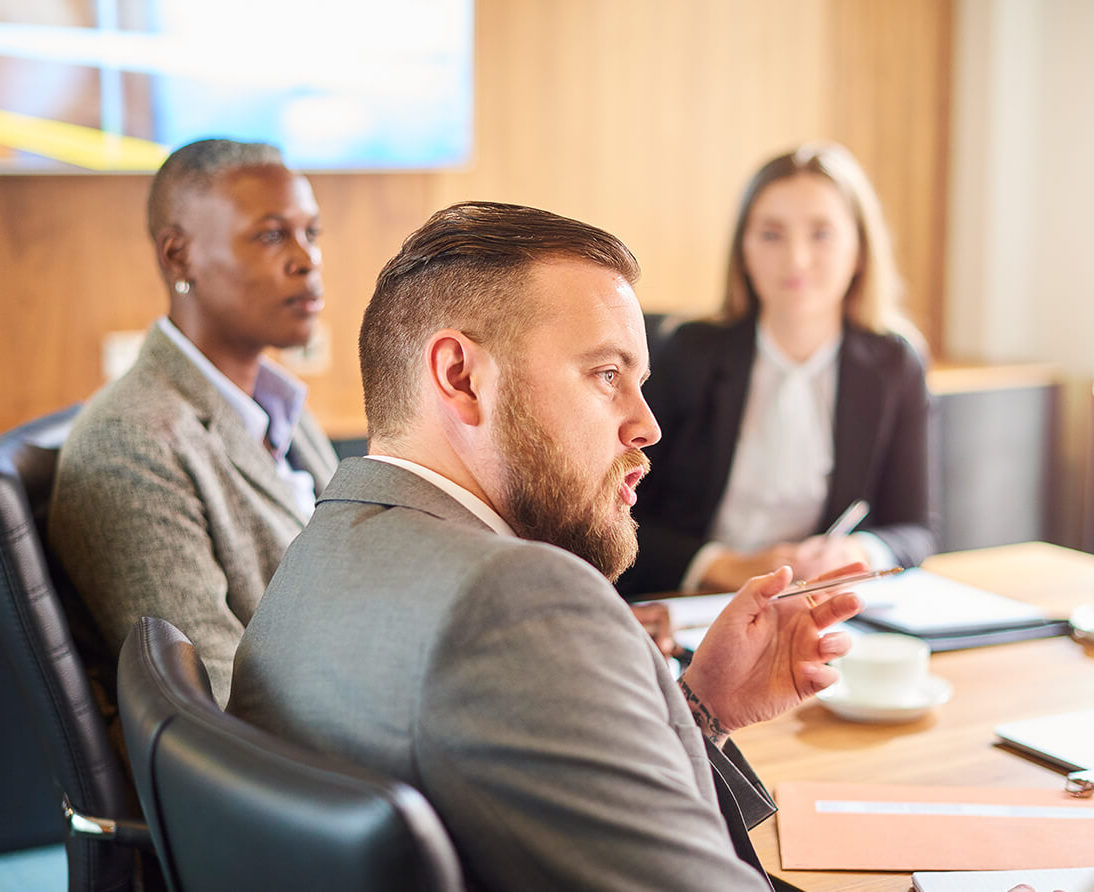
[146, 138, 284, 239]
[359, 200, 641, 440]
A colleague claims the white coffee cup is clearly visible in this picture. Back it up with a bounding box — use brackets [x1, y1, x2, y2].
[835, 633, 930, 706]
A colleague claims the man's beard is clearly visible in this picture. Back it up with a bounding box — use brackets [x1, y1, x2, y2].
[494, 372, 649, 582]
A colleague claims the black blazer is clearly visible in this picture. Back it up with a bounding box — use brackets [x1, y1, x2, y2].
[618, 316, 936, 598]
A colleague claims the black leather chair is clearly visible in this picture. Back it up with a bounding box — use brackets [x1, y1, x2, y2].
[118, 617, 465, 892]
[0, 406, 152, 891]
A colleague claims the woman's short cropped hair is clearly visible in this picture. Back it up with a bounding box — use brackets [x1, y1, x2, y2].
[147, 138, 284, 238]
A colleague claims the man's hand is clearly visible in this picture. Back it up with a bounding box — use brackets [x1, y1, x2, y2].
[679, 564, 864, 746]
[630, 601, 680, 659]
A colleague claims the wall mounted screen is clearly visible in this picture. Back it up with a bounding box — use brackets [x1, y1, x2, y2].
[0, 0, 474, 173]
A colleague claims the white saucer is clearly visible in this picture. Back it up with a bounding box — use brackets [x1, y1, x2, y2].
[816, 675, 953, 723]
[1071, 603, 1094, 643]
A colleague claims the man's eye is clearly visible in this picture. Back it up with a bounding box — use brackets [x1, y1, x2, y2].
[257, 230, 285, 244]
[600, 369, 618, 385]
[306, 226, 323, 242]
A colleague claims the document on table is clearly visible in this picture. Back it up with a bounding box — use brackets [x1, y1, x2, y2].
[647, 567, 1068, 653]
[913, 867, 1094, 892]
[775, 781, 1094, 871]
[643, 591, 734, 652]
[847, 568, 1068, 650]
[995, 709, 1094, 772]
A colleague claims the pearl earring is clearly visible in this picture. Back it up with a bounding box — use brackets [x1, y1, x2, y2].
[174, 280, 190, 295]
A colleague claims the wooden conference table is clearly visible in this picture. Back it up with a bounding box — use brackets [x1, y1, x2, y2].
[719, 541, 1094, 891]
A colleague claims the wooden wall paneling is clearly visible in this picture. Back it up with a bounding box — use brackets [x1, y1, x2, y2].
[287, 174, 434, 438]
[430, 0, 832, 318]
[825, 0, 952, 351]
[626, 0, 831, 316]
[0, 174, 159, 430]
[0, 0, 954, 435]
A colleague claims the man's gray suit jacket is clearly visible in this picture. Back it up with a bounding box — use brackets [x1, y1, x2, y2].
[229, 458, 776, 890]
[50, 323, 338, 705]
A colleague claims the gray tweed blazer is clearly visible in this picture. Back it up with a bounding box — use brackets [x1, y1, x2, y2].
[49, 323, 338, 705]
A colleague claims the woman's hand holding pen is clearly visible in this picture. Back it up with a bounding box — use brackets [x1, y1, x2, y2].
[698, 536, 870, 592]
[698, 544, 800, 592]
[787, 498, 872, 581]
[791, 534, 871, 581]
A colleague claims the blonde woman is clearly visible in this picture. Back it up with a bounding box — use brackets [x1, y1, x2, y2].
[619, 143, 934, 598]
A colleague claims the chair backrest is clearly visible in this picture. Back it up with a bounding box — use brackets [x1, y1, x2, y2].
[0, 405, 139, 891]
[118, 617, 465, 892]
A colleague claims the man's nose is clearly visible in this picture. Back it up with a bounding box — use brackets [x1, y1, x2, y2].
[623, 392, 661, 449]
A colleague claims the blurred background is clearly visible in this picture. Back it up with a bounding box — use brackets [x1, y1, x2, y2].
[2, 0, 1092, 547]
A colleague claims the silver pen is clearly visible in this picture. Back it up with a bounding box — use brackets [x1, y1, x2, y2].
[825, 499, 870, 538]
[774, 566, 903, 600]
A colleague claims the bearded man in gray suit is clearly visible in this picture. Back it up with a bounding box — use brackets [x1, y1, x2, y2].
[50, 139, 338, 709]
[229, 202, 863, 890]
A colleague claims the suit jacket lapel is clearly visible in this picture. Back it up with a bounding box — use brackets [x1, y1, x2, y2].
[140, 326, 314, 526]
[216, 412, 314, 525]
[285, 411, 338, 496]
[700, 320, 758, 525]
[825, 326, 887, 528]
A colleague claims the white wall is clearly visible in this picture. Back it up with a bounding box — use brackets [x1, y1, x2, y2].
[1033, 1, 1094, 372]
[948, 0, 1094, 374]
[947, 0, 1094, 546]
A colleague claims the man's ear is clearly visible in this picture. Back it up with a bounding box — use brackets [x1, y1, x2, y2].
[156, 226, 189, 282]
[425, 329, 492, 427]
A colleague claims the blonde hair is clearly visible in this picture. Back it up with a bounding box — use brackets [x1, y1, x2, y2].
[723, 142, 916, 341]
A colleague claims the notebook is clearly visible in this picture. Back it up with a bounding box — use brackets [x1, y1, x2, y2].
[847, 568, 1069, 651]
[994, 709, 1094, 772]
[913, 867, 1094, 891]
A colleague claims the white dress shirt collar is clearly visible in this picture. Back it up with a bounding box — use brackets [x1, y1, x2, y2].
[709, 323, 842, 552]
[157, 316, 307, 462]
[363, 454, 517, 537]
[157, 317, 317, 519]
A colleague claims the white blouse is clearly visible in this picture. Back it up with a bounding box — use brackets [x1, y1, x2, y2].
[679, 325, 895, 590]
[681, 326, 864, 591]
[710, 325, 840, 553]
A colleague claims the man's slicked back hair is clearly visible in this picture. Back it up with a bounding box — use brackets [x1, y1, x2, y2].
[359, 201, 640, 440]
[146, 138, 284, 239]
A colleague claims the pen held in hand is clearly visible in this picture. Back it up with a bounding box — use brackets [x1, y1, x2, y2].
[773, 566, 904, 600]
[825, 499, 870, 538]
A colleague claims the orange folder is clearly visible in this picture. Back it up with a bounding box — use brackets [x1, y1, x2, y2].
[775, 781, 1094, 871]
